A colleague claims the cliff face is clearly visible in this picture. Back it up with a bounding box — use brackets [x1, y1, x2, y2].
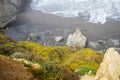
[0, 0, 31, 28]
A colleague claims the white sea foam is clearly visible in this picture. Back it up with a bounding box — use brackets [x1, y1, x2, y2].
[30, 0, 120, 24]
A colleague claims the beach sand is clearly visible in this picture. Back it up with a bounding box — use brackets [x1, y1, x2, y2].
[4, 11, 120, 45]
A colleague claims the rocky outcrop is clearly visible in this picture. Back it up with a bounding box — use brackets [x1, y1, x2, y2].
[66, 28, 87, 49]
[0, 0, 31, 28]
[80, 48, 120, 80]
[0, 55, 35, 80]
[87, 39, 120, 52]
[96, 48, 120, 80]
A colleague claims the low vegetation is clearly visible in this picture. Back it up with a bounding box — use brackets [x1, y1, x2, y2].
[0, 32, 103, 80]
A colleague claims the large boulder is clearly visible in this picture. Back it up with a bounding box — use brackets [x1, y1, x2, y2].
[66, 28, 87, 49]
[96, 48, 120, 80]
[80, 48, 120, 80]
[0, 0, 30, 28]
[0, 0, 16, 28]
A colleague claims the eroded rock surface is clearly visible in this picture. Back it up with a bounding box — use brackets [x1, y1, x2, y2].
[96, 48, 120, 80]
[0, 0, 30, 28]
[66, 28, 87, 49]
[80, 48, 120, 80]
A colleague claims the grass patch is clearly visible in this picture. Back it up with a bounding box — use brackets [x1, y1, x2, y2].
[76, 67, 96, 75]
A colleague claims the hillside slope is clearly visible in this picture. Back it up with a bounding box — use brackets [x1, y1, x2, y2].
[0, 55, 35, 80]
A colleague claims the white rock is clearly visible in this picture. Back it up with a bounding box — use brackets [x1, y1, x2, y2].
[30, 33, 37, 38]
[28, 33, 40, 41]
[55, 36, 64, 42]
[66, 28, 87, 48]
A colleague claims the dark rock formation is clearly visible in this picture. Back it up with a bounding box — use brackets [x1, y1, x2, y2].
[0, 0, 31, 28]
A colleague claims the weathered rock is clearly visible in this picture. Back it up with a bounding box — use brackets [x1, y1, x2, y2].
[11, 52, 23, 58]
[55, 36, 64, 42]
[8, 0, 31, 11]
[80, 48, 120, 80]
[28, 33, 40, 41]
[115, 48, 120, 53]
[80, 74, 95, 80]
[87, 41, 102, 50]
[13, 58, 41, 71]
[96, 48, 120, 80]
[87, 39, 120, 52]
[0, 1, 16, 28]
[9, 0, 23, 8]
[106, 39, 119, 47]
[66, 28, 87, 49]
[44, 31, 53, 36]
[97, 40, 106, 44]
[0, 0, 30, 28]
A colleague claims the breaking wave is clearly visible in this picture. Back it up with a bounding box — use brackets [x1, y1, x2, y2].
[30, 0, 120, 24]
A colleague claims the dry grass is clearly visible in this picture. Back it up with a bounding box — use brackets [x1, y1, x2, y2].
[0, 55, 35, 80]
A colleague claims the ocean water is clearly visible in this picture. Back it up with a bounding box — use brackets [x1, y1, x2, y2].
[30, 0, 120, 24]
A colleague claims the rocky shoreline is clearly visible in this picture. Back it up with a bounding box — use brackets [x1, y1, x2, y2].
[0, 0, 120, 80]
[4, 24, 120, 53]
[0, 31, 120, 80]
[0, 0, 119, 53]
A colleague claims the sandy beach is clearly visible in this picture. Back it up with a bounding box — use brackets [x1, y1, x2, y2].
[4, 10, 120, 45]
